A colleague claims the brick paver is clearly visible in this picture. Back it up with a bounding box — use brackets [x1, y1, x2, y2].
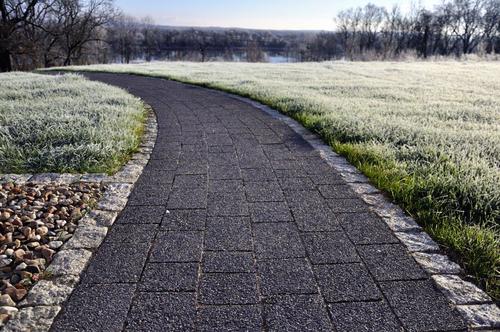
[50, 73, 466, 332]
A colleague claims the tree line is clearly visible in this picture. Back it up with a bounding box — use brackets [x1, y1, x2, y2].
[1, 0, 499, 72]
[106, 16, 311, 64]
[306, 0, 500, 60]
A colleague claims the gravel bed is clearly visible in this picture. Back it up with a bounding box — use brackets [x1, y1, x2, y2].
[0, 182, 102, 323]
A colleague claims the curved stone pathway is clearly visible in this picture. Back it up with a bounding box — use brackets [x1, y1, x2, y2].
[50, 73, 468, 331]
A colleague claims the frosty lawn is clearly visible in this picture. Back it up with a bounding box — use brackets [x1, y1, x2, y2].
[0, 72, 145, 174]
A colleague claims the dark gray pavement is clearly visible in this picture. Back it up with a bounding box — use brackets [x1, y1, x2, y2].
[50, 73, 467, 332]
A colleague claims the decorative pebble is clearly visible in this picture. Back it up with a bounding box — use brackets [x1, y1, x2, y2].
[0, 295, 15, 307]
[48, 241, 63, 250]
[0, 182, 102, 322]
[14, 263, 27, 271]
[0, 306, 18, 315]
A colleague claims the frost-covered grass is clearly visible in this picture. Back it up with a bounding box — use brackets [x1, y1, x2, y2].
[48, 61, 500, 299]
[0, 72, 145, 174]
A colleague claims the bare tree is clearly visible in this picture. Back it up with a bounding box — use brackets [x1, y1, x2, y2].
[50, 0, 115, 66]
[336, 7, 362, 59]
[445, 0, 485, 54]
[482, 0, 500, 53]
[359, 4, 386, 52]
[0, 0, 52, 71]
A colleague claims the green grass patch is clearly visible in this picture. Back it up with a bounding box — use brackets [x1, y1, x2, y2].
[0, 72, 146, 174]
[46, 61, 500, 299]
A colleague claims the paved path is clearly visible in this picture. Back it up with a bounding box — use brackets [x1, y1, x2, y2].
[51, 73, 466, 332]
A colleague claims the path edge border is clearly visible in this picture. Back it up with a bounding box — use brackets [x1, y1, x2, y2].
[0, 106, 158, 331]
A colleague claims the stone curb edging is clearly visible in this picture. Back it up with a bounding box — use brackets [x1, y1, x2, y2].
[0, 108, 158, 332]
[221, 91, 499, 331]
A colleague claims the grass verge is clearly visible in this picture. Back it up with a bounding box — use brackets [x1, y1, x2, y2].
[0, 72, 146, 174]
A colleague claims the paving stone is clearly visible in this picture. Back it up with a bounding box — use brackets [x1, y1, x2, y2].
[358, 244, 427, 281]
[328, 301, 402, 332]
[208, 179, 244, 192]
[241, 168, 276, 181]
[203, 251, 255, 273]
[341, 172, 370, 183]
[432, 275, 492, 305]
[299, 158, 333, 174]
[455, 304, 500, 329]
[172, 174, 207, 189]
[128, 184, 170, 206]
[412, 252, 462, 274]
[274, 168, 309, 178]
[256, 134, 283, 144]
[149, 231, 203, 262]
[262, 144, 294, 160]
[209, 164, 241, 179]
[318, 184, 358, 198]
[379, 212, 422, 232]
[164, 209, 202, 227]
[270, 159, 303, 170]
[249, 201, 293, 222]
[197, 305, 262, 332]
[205, 216, 253, 251]
[116, 205, 165, 224]
[239, 155, 270, 169]
[139, 262, 198, 291]
[284, 189, 326, 208]
[47, 249, 92, 277]
[2, 305, 61, 332]
[258, 258, 317, 296]
[208, 145, 235, 153]
[253, 223, 305, 259]
[64, 225, 108, 249]
[105, 224, 157, 243]
[380, 279, 467, 332]
[98, 183, 132, 211]
[82, 241, 151, 283]
[292, 207, 341, 232]
[175, 161, 208, 175]
[125, 292, 196, 332]
[199, 273, 258, 305]
[51, 283, 136, 332]
[147, 158, 179, 170]
[395, 231, 440, 252]
[338, 212, 398, 244]
[19, 275, 78, 307]
[277, 177, 316, 191]
[208, 151, 238, 165]
[326, 198, 370, 213]
[264, 294, 334, 332]
[79, 209, 118, 227]
[314, 263, 382, 302]
[207, 192, 249, 216]
[245, 181, 285, 202]
[302, 232, 360, 264]
[167, 188, 207, 209]
[309, 173, 344, 185]
[207, 133, 233, 146]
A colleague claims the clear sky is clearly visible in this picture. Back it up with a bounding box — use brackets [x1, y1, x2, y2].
[115, 0, 442, 31]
